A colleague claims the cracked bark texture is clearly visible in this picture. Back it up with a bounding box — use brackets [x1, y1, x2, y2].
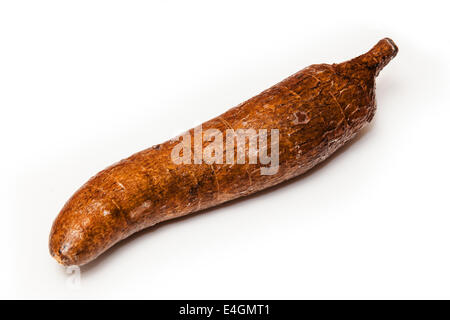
[49, 38, 398, 266]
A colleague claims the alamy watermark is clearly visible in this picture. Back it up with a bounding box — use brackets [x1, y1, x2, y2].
[65, 265, 81, 289]
[171, 125, 279, 175]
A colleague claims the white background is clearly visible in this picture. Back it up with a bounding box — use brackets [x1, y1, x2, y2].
[1, 0, 449, 299]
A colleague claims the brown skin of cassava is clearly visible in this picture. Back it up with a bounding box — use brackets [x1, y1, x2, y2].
[49, 38, 398, 266]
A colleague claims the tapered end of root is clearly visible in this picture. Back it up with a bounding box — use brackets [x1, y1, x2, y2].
[49, 231, 78, 267]
[359, 38, 399, 76]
